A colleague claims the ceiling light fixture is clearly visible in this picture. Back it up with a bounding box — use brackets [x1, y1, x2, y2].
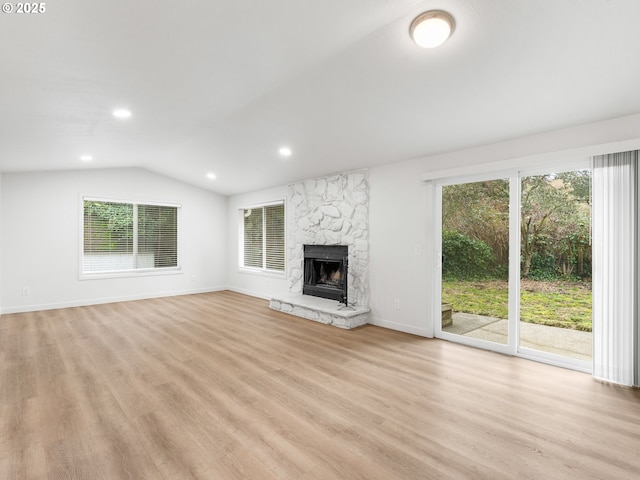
[112, 108, 132, 119]
[80, 155, 93, 162]
[410, 10, 455, 48]
[206, 172, 217, 180]
[279, 146, 292, 157]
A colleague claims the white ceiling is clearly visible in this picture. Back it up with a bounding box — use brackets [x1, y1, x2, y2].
[2, 0, 640, 196]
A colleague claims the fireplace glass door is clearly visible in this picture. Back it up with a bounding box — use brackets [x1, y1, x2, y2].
[303, 245, 348, 302]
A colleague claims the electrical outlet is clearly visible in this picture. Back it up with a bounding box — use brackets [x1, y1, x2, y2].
[394, 299, 400, 310]
[22, 287, 30, 296]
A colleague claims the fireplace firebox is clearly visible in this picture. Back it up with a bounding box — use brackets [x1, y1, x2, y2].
[303, 245, 348, 303]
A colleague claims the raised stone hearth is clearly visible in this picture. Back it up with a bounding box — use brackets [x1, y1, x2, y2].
[270, 294, 369, 329]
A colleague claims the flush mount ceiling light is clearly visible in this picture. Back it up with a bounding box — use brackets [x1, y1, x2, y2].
[206, 172, 217, 180]
[410, 10, 455, 48]
[112, 108, 132, 119]
[278, 146, 292, 157]
[80, 155, 93, 162]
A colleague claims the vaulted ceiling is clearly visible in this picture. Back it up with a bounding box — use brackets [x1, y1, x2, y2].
[2, 0, 640, 195]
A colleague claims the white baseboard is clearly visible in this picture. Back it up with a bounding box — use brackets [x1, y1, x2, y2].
[226, 286, 272, 301]
[0, 286, 228, 314]
[368, 315, 433, 338]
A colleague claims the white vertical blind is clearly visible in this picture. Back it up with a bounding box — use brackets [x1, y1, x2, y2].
[592, 151, 638, 386]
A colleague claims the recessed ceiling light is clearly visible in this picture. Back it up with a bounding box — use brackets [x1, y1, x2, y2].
[279, 146, 292, 157]
[112, 108, 132, 119]
[410, 10, 455, 48]
[206, 172, 217, 180]
[80, 155, 93, 162]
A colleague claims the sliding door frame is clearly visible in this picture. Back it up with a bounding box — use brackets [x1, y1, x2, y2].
[434, 171, 517, 357]
[434, 159, 592, 373]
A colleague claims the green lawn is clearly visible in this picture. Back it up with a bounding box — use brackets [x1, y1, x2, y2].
[442, 279, 592, 331]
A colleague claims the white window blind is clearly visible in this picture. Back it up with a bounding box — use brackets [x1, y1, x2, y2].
[83, 199, 179, 274]
[242, 203, 285, 272]
[265, 204, 285, 270]
[243, 207, 264, 268]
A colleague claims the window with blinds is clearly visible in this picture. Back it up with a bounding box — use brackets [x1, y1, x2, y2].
[83, 198, 179, 275]
[241, 202, 285, 272]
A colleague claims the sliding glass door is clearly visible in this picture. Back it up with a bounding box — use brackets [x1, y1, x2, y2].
[436, 164, 592, 371]
[440, 178, 511, 349]
[519, 170, 592, 364]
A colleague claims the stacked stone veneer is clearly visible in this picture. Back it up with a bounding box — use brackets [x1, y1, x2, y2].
[287, 170, 369, 307]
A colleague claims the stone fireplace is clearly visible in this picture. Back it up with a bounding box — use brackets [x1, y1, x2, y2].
[269, 169, 370, 329]
[287, 170, 369, 306]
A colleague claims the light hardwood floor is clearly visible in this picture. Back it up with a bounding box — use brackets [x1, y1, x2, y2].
[1, 291, 639, 479]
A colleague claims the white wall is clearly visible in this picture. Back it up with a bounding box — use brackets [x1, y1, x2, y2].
[0, 172, 2, 315]
[226, 184, 289, 299]
[0, 167, 228, 313]
[368, 163, 434, 336]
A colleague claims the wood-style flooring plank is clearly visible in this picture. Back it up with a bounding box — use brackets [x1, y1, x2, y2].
[1, 290, 639, 479]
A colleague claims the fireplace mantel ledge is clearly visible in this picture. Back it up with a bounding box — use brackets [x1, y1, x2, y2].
[269, 294, 369, 329]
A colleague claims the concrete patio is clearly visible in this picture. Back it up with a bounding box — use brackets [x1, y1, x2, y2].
[444, 312, 592, 361]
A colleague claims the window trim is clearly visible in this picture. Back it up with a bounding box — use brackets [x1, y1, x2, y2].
[238, 200, 286, 277]
[79, 195, 182, 280]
